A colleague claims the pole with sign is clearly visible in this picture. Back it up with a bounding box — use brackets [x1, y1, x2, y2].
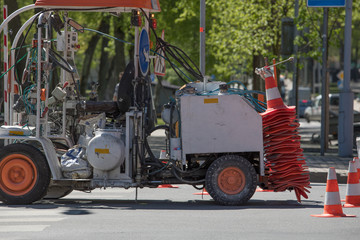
[154, 30, 166, 76]
[307, 0, 351, 156]
[339, 0, 354, 157]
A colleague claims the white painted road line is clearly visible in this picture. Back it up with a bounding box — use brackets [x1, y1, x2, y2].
[0, 225, 49, 232]
[0, 210, 63, 217]
[0, 217, 65, 223]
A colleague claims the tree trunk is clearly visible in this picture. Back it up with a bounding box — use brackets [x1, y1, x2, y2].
[104, 16, 126, 99]
[5, 0, 26, 85]
[79, 19, 107, 95]
[252, 54, 264, 91]
[98, 16, 111, 100]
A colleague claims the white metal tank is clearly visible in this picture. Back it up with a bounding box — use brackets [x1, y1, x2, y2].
[87, 129, 125, 171]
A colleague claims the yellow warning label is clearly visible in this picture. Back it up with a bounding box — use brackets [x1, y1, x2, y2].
[95, 148, 110, 154]
[9, 131, 24, 136]
[204, 98, 219, 104]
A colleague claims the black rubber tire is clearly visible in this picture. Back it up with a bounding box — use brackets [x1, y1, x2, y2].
[44, 185, 73, 199]
[205, 155, 257, 206]
[0, 143, 51, 205]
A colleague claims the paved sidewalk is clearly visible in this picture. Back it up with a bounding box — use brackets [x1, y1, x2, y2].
[305, 153, 352, 184]
[302, 138, 357, 183]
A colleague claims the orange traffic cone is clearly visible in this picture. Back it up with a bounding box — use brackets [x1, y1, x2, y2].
[256, 187, 274, 192]
[157, 184, 179, 188]
[353, 157, 360, 180]
[262, 66, 285, 109]
[193, 188, 209, 195]
[311, 167, 355, 217]
[343, 161, 360, 208]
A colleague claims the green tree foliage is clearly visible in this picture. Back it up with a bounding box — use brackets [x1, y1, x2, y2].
[8, 0, 360, 89]
[208, 0, 292, 80]
[296, 1, 345, 61]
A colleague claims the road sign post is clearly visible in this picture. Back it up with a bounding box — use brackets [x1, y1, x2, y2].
[307, 0, 351, 156]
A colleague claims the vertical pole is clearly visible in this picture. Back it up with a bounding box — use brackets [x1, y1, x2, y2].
[293, 0, 299, 115]
[339, 0, 353, 157]
[3, 5, 9, 127]
[36, 15, 43, 138]
[62, 14, 68, 137]
[200, 0, 205, 77]
[3, 5, 8, 145]
[44, 21, 49, 136]
[134, 26, 139, 80]
[320, 8, 329, 156]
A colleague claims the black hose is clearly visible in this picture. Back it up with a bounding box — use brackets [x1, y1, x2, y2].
[192, 184, 205, 190]
[147, 125, 169, 136]
[140, 8, 203, 83]
[48, 48, 74, 73]
[14, 7, 115, 86]
[171, 168, 205, 184]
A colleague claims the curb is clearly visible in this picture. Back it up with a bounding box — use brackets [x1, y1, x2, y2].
[309, 170, 348, 184]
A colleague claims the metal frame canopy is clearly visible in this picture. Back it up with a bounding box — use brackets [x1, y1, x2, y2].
[35, 0, 161, 12]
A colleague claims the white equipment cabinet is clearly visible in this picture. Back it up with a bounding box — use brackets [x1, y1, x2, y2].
[180, 94, 264, 175]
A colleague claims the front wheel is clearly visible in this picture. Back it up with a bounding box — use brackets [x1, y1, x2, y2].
[205, 155, 257, 206]
[0, 143, 51, 205]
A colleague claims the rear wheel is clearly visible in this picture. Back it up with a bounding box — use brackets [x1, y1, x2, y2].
[0, 143, 51, 205]
[205, 155, 257, 205]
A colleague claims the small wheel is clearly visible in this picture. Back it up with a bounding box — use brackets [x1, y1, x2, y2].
[44, 185, 73, 199]
[0, 143, 51, 205]
[205, 155, 257, 205]
[304, 114, 310, 123]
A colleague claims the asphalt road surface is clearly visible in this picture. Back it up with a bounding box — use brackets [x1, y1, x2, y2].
[1, 184, 360, 240]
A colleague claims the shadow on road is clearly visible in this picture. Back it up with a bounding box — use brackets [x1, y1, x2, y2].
[0, 198, 322, 212]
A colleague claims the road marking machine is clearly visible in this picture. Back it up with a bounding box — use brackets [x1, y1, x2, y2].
[0, 0, 309, 205]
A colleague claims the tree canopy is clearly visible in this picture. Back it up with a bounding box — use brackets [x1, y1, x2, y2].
[3, 0, 360, 92]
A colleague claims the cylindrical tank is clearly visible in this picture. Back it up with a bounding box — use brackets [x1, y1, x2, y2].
[87, 129, 125, 171]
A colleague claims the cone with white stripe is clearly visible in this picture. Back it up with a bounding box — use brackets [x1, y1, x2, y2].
[343, 161, 360, 208]
[262, 66, 285, 109]
[258, 65, 310, 202]
[311, 167, 355, 217]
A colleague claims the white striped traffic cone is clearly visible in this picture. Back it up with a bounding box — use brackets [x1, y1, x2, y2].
[311, 167, 355, 217]
[343, 161, 360, 208]
[262, 67, 285, 109]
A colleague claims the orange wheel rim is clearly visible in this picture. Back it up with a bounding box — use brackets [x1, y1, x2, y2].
[218, 167, 245, 195]
[0, 154, 37, 196]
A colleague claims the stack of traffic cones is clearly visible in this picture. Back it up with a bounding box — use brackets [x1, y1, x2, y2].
[343, 161, 360, 208]
[312, 167, 355, 217]
[258, 66, 310, 202]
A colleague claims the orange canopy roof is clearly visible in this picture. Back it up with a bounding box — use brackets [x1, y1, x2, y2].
[35, 0, 160, 11]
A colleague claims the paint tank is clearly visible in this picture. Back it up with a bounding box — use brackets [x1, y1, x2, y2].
[87, 129, 125, 171]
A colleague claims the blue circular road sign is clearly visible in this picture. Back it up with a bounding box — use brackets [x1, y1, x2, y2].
[139, 28, 150, 76]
